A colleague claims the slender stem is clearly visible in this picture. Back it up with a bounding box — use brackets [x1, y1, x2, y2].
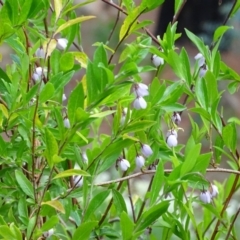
[98, 172, 127, 226]
[136, 176, 154, 221]
[225, 207, 240, 240]
[172, 0, 187, 24]
[96, 168, 240, 186]
[127, 179, 136, 222]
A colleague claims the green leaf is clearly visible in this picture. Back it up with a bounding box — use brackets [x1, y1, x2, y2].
[90, 110, 116, 119]
[135, 201, 169, 232]
[120, 212, 135, 240]
[181, 142, 201, 176]
[18, 0, 33, 24]
[72, 221, 98, 240]
[60, 52, 74, 71]
[139, 0, 165, 12]
[39, 82, 55, 103]
[54, 0, 62, 20]
[44, 128, 59, 168]
[0, 226, 15, 239]
[83, 190, 111, 222]
[195, 77, 208, 109]
[68, 83, 84, 125]
[222, 123, 237, 152]
[53, 169, 90, 179]
[15, 170, 34, 199]
[112, 189, 127, 213]
[41, 200, 65, 214]
[213, 26, 233, 42]
[41, 215, 59, 232]
[9, 223, 22, 240]
[27, 217, 36, 240]
[149, 161, 164, 206]
[122, 120, 156, 134]
[54, 16, 96, 35]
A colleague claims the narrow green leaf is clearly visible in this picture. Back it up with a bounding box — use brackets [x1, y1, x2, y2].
[45, 128, 59, 168]
[60, 52, 74, 71]
[84, 190, 111, 222]
[72, 221, 98, 240]
[54, 0, 62, 20]
[195, 77, 208, 109]
[149, 161, 164, 206]
[0, 226, 15, 239]
[9, 223, 22, 240]
[135, 201, 169, 232]
[112, 189, 127, 213]
[121, 120, 156, 134]
[120, 212, 135, 240]
[41, 216, 59, 232]
[54, 16, 96, 35]
[68, 83, 84, 125]
[53, 169, 90, 179]
[39, 82, 55, 103]
[15, 170, 34, 199]
[41, 200, 65, 214]
[222, 123, 237, 152]
[213, 26, 233, 42]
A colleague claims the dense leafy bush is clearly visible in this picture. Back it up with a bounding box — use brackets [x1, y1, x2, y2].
[0, 0, 240, 239]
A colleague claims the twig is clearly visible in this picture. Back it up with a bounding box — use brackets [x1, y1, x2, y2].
[172, 0, 187, 24]
[225, 207, 240, 240]
[127, 179, 136, 222]
[96, 168, 240, 186]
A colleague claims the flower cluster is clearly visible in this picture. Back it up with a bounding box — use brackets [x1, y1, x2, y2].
[132, 83, 149, 110]
[194, 53, 208, 78]
[199, 184, 219, 204]
[166, 129, 178, 147]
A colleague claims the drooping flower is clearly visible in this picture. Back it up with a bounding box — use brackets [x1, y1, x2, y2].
[209, 184, 219, 198]
[133, 83, 149, 97]
[32, 67, 46, 82]
[56, 38, 68, 50]
[63, 118, 70, 128]
[135, 155, 145, 168]
[133, 97, 147, 109]
[194, 53, 205, 67]
[141, 144, 153, 157]
[35, 47, 45, 58]
[118, 158, 130, 171]
[199, 64, 208, 78]
[166, 130, 178, 147]
[43, 229, 54, 238]
[199, 190, 211, 204]
[151, 54, 164, 67]
[172, 112, 181, 125]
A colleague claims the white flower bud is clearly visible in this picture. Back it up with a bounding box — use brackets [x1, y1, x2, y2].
[151, 54, 164, 67]
[133, 83, 149, 97]
[32, 67, 47, 82]
[43, 229, 54, 237]
[57, 38, 68, 50]
[166, 134, 178, 147]
[141, 144, 153, 157]
[199, 65, 208, 78]
[209, 184, 218, 198]
[194, 53, 205, 67]
[133, 97, 147, 109]
[62, 94, 67, 102]
[118, 158, 130, 171]
[35, 47, 45, 58]
[135, 155, 145, 168]
[172, 112, 181, 125]
[166, 129, 178, 139]
[199, 190, 211, 204]
[63, 118, 70, 128]
[82, 152, 88, 164]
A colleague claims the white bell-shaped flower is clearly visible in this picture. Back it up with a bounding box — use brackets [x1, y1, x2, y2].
[199, 190, 211, 204]
[172, 112, 181, 125]
[43, 229, 54, 237]
[166, 129, 178, 139]
[133, 97, 147, 109]
[133, 83, 149, 97]
[209, 184, 219, 198]
[57, 38, 68, 50]
[63, 118, 70, 128]
[194, 53, 205, 67]
[118, 158, 130, 171]
[35, 47, 45, 58]
[166, 134, 178, 147]
[151, 54, 164, 67]
[199, 65, 208, 78]
[141, 144, 153, 157]
[135, 155, 145, 168]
